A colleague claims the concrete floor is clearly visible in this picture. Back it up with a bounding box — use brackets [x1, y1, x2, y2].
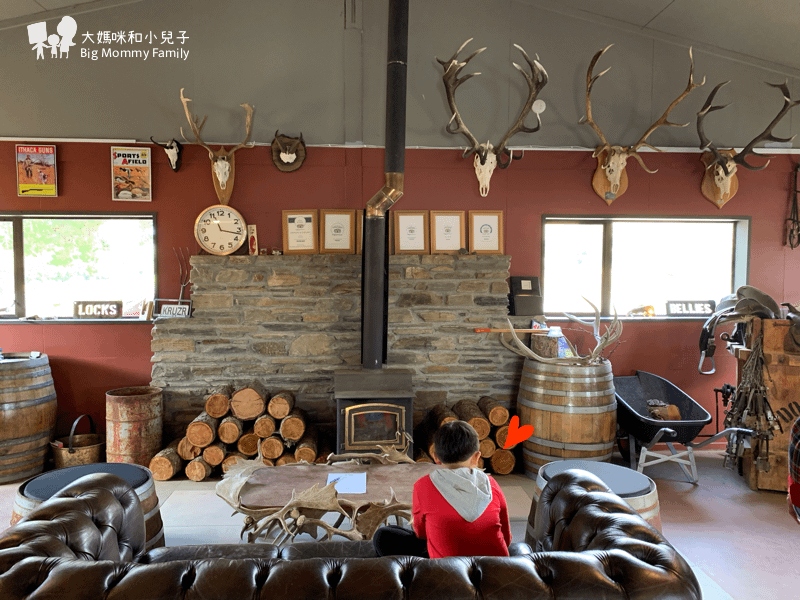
[1, 450, 796, 600]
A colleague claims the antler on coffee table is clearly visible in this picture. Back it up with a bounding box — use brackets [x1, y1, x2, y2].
[216, 446, 417, 545]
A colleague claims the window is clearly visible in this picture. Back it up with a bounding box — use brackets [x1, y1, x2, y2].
[1, 213, 157, 319]
[541, 216, 749, 317]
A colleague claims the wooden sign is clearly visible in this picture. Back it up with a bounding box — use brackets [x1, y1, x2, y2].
[666, 300, 716, 316]
[73, 300, 123, 318]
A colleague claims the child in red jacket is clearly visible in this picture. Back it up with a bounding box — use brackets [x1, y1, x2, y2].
[373, 420, 511, 558]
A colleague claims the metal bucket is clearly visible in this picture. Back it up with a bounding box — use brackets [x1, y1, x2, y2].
[106, 386, 163, 466]
[50, 414, 105, 468]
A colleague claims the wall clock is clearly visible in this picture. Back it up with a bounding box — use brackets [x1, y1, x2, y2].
[194, 204, 247, 255]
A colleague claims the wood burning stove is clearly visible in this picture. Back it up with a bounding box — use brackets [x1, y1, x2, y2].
[334, 371, 413, 456]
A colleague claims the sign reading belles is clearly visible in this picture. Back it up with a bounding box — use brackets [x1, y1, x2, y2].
[666, 300, 716, 316]
[74, 301, 123, 318]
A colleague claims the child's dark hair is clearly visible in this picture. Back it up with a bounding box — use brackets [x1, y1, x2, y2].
[433, 420, 479, 464]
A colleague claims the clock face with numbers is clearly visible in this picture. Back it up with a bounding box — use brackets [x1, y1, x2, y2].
[194, 205, 247, 256]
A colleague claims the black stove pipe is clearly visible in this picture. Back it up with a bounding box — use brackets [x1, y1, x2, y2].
[361, 0, 408, 369]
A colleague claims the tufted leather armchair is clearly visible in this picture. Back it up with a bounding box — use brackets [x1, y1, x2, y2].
[0, 469, 701, 600]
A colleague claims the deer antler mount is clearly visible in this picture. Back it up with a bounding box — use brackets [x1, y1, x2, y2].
[697, 80, 800, 208]
[581, 46, 704, 204]
[436, 38, 548, 197]
[180, 88, 255, 205]
[271, 131, 306, 173]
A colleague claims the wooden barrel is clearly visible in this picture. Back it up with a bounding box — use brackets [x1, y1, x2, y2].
[0, 353, 57, 483]
[517, 358, 616, 478]
[10, 463, 165, 551]
[106, 386, 163, 466]
[528, 460, 662, 533]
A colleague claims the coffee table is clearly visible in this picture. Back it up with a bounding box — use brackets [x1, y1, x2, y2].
[235, 462, 441, 544]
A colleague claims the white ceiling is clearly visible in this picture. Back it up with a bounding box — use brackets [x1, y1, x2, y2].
[1, 0, 798, 75]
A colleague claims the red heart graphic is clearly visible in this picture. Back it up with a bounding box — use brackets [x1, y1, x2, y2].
[503, 415, 534, 449]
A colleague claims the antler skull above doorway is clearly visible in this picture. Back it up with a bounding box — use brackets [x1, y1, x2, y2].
[697, 80, 800, 208]
[580, 46, 704, 204]
[436, 38, 548, 197]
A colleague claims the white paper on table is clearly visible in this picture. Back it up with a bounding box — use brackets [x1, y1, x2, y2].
[326, 472, 367, 494]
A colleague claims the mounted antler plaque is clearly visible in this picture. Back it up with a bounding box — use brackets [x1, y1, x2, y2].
[436, 38, 548, 197]
[581, 46, 704, 204]
[697, 80, 800, 208]
[271, 131, 306, 172]
[180, 88, 255, 205]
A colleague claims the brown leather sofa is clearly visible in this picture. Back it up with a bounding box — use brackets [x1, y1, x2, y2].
[0, 469, 701, 600]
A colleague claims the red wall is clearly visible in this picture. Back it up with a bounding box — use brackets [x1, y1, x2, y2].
[1, 141, 797, 440]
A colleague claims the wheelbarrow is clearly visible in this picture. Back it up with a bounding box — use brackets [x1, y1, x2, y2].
[614, 371, 752, 483]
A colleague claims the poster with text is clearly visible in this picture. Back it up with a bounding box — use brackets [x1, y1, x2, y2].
[16, 144, 57, 196]
[111, 146, 151, 201]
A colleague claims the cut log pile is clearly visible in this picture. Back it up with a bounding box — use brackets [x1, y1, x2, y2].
[413, 396, 516, 475]
[149, 384, 332, 481]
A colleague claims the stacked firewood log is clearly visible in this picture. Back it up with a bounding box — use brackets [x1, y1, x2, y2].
[149, 384, 333, 481]
[413, 396, 517, 475]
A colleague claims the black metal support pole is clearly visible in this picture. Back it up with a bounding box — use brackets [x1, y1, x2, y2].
[361, 0, 408, 370]
[385, 0, 408, 175]
[361, 215, 387, 369]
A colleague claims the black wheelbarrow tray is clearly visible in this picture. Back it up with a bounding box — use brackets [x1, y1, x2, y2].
[614, 371, 751, 483]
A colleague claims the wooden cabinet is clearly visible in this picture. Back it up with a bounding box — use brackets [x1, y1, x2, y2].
[733, 319, 800, 492]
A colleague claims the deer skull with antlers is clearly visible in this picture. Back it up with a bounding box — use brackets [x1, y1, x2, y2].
[697, 80, 800, 208]
[180, 88, 254, 205]
[437, 38, 548, 197]
[581, 45, 704, 204]
[149, 137, 183, 172]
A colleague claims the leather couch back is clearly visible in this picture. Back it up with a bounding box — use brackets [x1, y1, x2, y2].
[0, 470, 701, 600]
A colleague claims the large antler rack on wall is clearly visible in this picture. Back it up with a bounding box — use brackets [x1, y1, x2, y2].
[581, 45, 705, 205]
[436, 38, 548, 197]
[697, 80, 800, 208]
[180, 88, 255, 206]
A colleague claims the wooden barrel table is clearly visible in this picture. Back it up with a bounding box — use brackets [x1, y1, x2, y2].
[517, 358, 616, 478]
[528, 460, 662, 533]
[0, 353, 57, 483]
[10, 463, 165, 551]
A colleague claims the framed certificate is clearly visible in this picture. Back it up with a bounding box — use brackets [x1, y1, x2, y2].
[430, 211, 465, 254]
[393, 211, 430, 254]
[469, 210, 504, 254]
[282, 210, 319, 254]
[320, 209, 356, 253]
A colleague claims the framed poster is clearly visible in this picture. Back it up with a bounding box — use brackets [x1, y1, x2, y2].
[320, 209, 356, 254]
[393, 211, 430, 255]
[430, 210, 465, 254]
[111, 147, 152, 201]
[469, 210, 504, 254]
[282, 210, 318, 254]
[16, 144, 57, 196]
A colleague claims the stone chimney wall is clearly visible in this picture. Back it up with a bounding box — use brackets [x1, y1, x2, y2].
[150, 254, 530, 439]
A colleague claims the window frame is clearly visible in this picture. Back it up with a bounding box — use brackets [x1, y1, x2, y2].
[540, 214, 751, 318]
[0, 211, 158, 321]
